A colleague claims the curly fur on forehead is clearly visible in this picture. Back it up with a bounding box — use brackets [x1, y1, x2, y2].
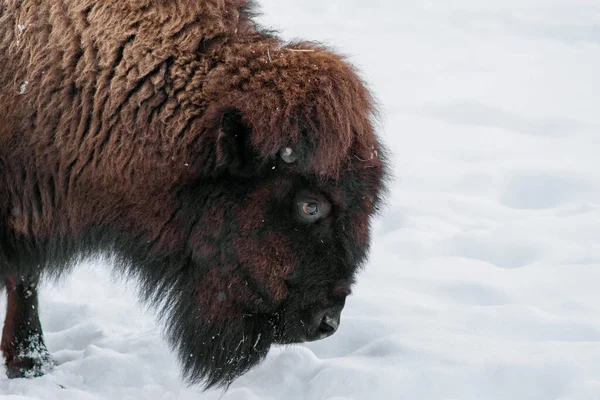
[203, 40, 379, 175]
[0, 0, 387, 389]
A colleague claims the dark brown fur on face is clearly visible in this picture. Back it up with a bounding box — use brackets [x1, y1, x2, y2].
[0, 0, 387, 388]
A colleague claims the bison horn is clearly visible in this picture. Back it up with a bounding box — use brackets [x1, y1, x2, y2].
[279, 147, 297, 164]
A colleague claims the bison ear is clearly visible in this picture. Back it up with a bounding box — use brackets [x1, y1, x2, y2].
[216, 109, 256, 176]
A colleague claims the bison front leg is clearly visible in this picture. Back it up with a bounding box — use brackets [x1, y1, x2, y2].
[1, 274, 54, 378]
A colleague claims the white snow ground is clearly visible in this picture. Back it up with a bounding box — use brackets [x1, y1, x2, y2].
[2, 0, 600, 399]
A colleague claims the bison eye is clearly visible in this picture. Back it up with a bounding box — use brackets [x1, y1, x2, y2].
[302, 202, 319, 216]
[296, 196, 331, 222]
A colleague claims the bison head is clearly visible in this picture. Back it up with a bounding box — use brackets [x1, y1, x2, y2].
[133, 44, 389, 388]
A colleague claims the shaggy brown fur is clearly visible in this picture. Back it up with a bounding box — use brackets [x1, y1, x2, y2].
[0, 0, 387, 388]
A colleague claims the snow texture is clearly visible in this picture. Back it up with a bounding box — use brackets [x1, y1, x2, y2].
[2, 0, 600, 399]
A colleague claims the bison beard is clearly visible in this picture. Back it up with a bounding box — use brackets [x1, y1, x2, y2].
[0, 0, 388, 389]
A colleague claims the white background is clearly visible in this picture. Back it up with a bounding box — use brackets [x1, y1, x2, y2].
[2, 0, 600, 399]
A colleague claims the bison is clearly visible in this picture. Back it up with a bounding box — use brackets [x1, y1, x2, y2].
[0, 0, 387, 388]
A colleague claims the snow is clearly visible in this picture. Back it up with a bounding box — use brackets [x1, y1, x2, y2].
[2, 0, 600, 399]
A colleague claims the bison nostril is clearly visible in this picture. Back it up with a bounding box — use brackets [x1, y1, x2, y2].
[297, 307, 343, 342]
[319, 315, 339, 335]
